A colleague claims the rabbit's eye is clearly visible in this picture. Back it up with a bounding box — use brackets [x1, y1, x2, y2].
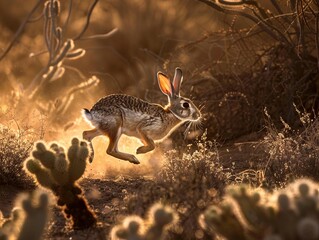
[182, 102, 190, 108]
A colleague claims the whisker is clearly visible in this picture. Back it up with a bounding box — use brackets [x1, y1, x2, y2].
[199, 104, 206, 111]
[193, 119, 204, 131]
[199, 123, 204, 130]
[192, 122, 198, 132]
[183, 121, 192, 140]
[199, 101, 206, 108]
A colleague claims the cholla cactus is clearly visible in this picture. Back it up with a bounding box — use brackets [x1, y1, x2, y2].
[0, 191, 49, 240]
[0, 208, 22, 240]
[24, 138, 96, 229]
[200, 179, 319, 240]
[111, 203, 177, 240]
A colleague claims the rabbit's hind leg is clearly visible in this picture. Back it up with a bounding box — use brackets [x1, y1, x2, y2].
[136, 128, 155, 154]
[105, 126, 140, 164]
[83, 128, 102, 141]
[83, 128, 102, 163]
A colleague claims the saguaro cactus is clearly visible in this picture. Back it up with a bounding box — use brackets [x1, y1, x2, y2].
[111, 203, 176, 240]
[24, 138, 96, 229]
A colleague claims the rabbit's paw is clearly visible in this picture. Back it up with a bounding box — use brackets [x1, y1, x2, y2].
[129, 155, 140, 164]
[136, 145, 154, 154]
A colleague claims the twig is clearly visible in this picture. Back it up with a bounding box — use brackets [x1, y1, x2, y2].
[250, 6, 294, 48]
[0, 0, 45, 62]
[270, 0, 284, 14]
[243, 1, 269, 19]
[197, 0, 286, 43]
[62, 0, 73, 32]
[64, 65, 86, 80]
[78, 28, 119, 40]
[218, 0, 245, 5]
[74, 0, 99, 40]
[28, 12, 44, 23]
[296, 0, 306, 57]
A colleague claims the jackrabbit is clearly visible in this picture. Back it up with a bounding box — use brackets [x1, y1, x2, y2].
[82, 68, 201, 164]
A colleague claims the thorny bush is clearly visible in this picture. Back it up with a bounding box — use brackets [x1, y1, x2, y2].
[122, 132, 230, 240]
[0, 126, 34, 188]
[263, 107, 319, 188]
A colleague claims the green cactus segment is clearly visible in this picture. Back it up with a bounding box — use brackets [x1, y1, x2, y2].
[153, 206, 174, 226]
[145, 204, 175, 240]
[227, 186, 272, 233]
[25, 159, 55, 189]
[113, 217, 143, 240]
[112, 203, 176, 240]
[297, 217, 319, 240]
[202, 203, 247, 240]
[0, 208, 23, 239]
[51, 153, 69, 185]
[24, 137, 96, 229]
[33, 142, 56, 169]
[17, 193, 49, 240]
[0, 191, 49, 240]
[68, 139, 88, 182]
[200, 179, 319, 240]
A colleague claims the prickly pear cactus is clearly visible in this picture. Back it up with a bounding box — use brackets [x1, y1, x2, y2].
[24, 138, 96, 229]
[111, 203, 176, 240]
[200, 179, 319, 240]
[0, 191, 49, 240]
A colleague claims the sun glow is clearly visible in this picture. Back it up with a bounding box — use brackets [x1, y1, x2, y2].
[49, 119, 166, 179]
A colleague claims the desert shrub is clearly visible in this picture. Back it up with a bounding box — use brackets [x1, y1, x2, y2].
[122, 132, 230, 239]
[261, 107, 319, 188]
[0, 190, 49, 240]
[200, 178, 319, 240]
[0, 126, 35, 188]
[159, 133, 229, 239]
[164, 0, 319, 141]
[215, 107, 319, 189]
[24, 138, 97, 229]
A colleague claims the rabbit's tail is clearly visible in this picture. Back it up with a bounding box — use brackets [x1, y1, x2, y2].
[82, 108, 93, 122]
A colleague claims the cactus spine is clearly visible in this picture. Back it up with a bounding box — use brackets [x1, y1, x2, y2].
[24, 138, 96, 229]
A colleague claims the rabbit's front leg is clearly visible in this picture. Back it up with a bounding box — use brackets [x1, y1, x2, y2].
[136, 127, 155, 154]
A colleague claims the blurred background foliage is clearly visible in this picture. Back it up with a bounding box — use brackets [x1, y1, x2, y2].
[0, 0, 216, 133]
[0, 0, 318, 143]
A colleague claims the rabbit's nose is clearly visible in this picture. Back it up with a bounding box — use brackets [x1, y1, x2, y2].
[192, 112, 200, 119]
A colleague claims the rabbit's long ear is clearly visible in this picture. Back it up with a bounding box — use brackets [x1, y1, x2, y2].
[157, 72, 174, 98]
[172, 67, 183, 96]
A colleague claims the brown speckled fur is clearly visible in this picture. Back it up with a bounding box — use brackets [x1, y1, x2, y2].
[89, 94, 180, 140]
